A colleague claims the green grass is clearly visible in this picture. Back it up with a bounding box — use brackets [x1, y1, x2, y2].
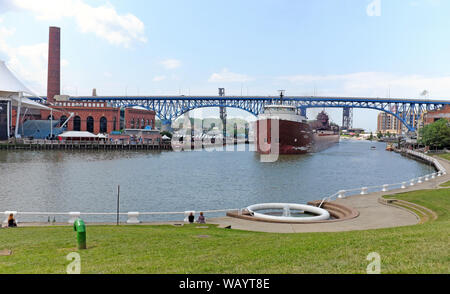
[437, 153, 450, 161]
[1, 188, 449, 274]
[441, 181, 450, 187]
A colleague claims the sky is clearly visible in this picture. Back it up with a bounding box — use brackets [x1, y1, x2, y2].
[1, 0, 450, 131]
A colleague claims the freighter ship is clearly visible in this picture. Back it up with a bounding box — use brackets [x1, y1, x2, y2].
[256, 94, 339, 155]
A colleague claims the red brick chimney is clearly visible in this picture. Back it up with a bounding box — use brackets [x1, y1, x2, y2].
[47, 26, 60, 103]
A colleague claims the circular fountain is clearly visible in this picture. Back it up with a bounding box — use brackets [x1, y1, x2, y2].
[244, 203, 330, 223]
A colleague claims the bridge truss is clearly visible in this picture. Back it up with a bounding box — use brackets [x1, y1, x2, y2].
[66, 96, 449, 132]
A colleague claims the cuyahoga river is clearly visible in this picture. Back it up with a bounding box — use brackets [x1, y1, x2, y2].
[0, 139, 435, 222]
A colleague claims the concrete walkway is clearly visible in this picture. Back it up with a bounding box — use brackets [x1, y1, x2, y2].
[207, 155, 450, 233]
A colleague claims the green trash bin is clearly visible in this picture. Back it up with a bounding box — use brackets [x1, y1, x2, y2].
[73, 219, 86, 249]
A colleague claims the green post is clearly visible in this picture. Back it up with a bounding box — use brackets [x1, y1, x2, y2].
[73, 219, 86, 249]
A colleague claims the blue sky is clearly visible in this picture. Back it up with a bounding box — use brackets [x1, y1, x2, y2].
[1, 0, 450, 131]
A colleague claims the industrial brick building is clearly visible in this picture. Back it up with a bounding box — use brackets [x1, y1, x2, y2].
[422, 105, 450, 124]
[31, 26, 157, 136]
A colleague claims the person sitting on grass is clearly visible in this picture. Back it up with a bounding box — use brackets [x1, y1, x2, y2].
[188, 212, 195, 224]
[8, 214, 17, 227]
[197, 212, 206, 224]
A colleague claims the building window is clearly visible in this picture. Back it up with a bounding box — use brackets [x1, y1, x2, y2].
[74, 116, 81, 131]
[141, 119, 145, 129]
[131, 119, 135, 129]
[100, 117, 107, 133]
[113, 117, 117, 131]
[86, 116, 94, 133]
[47, 115, 55, 120]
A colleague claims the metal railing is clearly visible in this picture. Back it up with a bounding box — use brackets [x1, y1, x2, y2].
[2, 208, 237, 225]
[318, 149, 447, 207]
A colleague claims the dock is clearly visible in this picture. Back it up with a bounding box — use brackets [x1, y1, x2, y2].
[0, 139, 172, 151]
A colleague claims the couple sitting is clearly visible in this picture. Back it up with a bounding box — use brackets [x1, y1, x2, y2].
[188, 212, 206, 224]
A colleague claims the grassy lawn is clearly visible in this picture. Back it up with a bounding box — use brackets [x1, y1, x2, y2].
[0, 188, 449, 274]
[441, 181, 450, 187]
[437, 153, 450, 161]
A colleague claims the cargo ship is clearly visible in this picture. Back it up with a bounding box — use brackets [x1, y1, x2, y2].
[256, 96, 339, 154]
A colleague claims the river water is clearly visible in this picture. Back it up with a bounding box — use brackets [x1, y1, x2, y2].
[0, 139, 435, 222]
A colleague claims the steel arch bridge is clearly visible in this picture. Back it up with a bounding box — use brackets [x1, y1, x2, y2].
[67, 96, 450, 132]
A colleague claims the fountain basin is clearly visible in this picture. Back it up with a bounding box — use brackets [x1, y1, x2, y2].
[244, 203, 330, 223]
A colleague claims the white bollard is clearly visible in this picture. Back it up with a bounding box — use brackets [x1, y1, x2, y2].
[184, 211, 195, 223]
[437, 171, 442, 177]
[127, 212, 141, 224]
[68, 212, 81, 224]
[382, 184, 388, 192]
[424, 175, 429, 182]
[410, 179, 415, 186]
[417, 177, 423, 184]
[360, 187, 368, 195]
[431, 173, 436, 179]
[401, 182, 407, 189]
[3, 211, 18, 225]
[337, 190, 346, 199]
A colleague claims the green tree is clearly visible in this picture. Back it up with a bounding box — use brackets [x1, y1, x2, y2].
[377, 131, 383, 139]
[419, 119, 450, 148]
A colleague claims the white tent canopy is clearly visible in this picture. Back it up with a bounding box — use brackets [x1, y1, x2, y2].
[0, 60, 36, 96]
[0, 60, 51, 110]
[59, 131, 98, 138]
[0, 60, 54, 138]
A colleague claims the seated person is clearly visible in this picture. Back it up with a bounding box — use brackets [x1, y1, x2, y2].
[188, 212, 195, 224]
[196, 212, 206, 224]
[8, 214, 17, 227]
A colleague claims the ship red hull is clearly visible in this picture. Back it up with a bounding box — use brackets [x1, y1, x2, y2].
[256, 119, 339, 155]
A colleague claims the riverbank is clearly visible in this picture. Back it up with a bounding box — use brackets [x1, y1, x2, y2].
[0, 183, 448, 274]
[0, 152, 448, 273]
[207, 151, 449, 232]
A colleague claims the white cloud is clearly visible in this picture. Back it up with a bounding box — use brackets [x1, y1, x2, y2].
[160, 59, 181, 70]
[208, 68, 254, 83]
[10, 0, 147, 48]
[277, 72, 450, 99]
[104, 71, 112, 78]
[152, 75, 166, 82]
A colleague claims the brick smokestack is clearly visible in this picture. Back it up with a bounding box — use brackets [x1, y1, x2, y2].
[47, 26, 60, 103]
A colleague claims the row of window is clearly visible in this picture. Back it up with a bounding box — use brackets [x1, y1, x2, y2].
[49, 115, 155, 132]
[49, 115, 113, 133]
[55, 102, 107, 108]
[129, 118, 154, 129]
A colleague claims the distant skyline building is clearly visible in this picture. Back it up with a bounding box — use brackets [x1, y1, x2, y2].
[377, 112, 402, 135]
